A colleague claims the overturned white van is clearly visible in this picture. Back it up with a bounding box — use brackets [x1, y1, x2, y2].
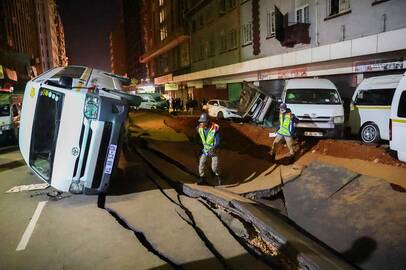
[19, 66, 140, 194]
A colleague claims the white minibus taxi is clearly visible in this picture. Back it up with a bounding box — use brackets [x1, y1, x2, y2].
[349, 75, 402, 143]
[19, 66, 140, 194]
[390, 72, 406, 162]
[282, 78, 345, 138]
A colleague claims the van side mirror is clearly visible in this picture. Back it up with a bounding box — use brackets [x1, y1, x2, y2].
[58, 76, 73, 89]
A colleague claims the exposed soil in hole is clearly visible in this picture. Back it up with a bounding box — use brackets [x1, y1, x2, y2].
[164, 116, 406, 168]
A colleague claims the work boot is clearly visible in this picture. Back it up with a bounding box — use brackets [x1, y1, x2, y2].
[216, 175, 222, 186]
[197, 176, 207, 185]
[269, 151, 276, 163]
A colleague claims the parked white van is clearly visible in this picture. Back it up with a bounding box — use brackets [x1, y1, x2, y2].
[282, 78, 344, 138]
[349, 75, 402, 143]
[19, 66, 140, 194]
[390, 72, 406, 162]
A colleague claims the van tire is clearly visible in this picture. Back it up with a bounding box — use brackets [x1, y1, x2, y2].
[360, 123, 380, 144]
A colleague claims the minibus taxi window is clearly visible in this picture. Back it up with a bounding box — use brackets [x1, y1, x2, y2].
[0, 104, 10, 117]
[398, 91, 406, 118]
[355, 89, 395, 106]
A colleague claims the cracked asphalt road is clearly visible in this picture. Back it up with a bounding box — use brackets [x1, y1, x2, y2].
[0, 144, 272, 269]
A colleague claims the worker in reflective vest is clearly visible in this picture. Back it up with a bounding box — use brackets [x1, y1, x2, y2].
[270, 103, 298, 162]
[196, 112, 221, 185]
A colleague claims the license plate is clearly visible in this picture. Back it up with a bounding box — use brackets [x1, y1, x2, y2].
[304, 131, 323, 137]
[104, 144, 117, 175]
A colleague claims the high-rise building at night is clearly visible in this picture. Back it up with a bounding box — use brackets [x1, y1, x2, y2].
[35, 0, 67, 71]
[109, 20, 127, 76]
[0, 0, 41, 82]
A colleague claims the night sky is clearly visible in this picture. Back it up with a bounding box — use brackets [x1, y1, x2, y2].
[57, 0, 121, 71]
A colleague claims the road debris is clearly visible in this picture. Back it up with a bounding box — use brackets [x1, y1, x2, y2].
[5, 183, 49, 193]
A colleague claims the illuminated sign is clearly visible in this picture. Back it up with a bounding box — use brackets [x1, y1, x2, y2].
[164, 83, 178, 91]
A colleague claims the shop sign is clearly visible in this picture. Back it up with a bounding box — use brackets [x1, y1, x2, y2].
[277, 68, 307, 79]
[354, 58, 404, 73]
[154, 74, 173, 85]
[165, 83, 178, 91]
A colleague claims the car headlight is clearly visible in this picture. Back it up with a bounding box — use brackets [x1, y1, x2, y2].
[1, 124, 12, 130]
[84, 95, 99, 119]
[333, 116, 344, 124]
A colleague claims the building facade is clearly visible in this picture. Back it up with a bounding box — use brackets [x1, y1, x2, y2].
[141, 0, 190, 84]
[169, 0, 406, 105]
[0, 0, 41, 90]
[109, 20, 127, 76]
[35, 0, 67, 72]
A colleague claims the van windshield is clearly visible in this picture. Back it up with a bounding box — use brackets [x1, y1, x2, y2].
[0, 104, 10, 117]
[285, 89, 341, 104]
[29, 89, 64, 181]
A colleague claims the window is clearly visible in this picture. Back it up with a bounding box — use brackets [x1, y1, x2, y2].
[296, 5, 309, 23]
[398, 91, 406, 118]
[229, 29, 237, 49]
[220, 30, 227, 52]
[208, 38, 215, 57]
[219, 0, 226, 14]
[355, 89, 396, 106]
[160, 26, 168, 41]
[285, 89, 342, 104]
[159, 10, 166, 23]
[328, 0, 350, 16]
[227, 0, 236, 9]
[266, 10, 275, 38]
[241, 22, 252, 45]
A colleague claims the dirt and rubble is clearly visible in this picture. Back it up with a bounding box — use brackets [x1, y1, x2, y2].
[163, 114, 406, 168]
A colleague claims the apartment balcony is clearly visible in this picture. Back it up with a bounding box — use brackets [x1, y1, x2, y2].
[281, 23, 311, 48]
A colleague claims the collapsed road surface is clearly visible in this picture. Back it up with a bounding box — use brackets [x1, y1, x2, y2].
[127, 111, 406, 270]
[1, 125, 354, 269]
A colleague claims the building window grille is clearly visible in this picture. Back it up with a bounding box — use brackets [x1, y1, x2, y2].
[296, 5, 309, 23]
[241, 22, 252, 45]
[266, 10, 275, 38]
[328, 0, 350, 16]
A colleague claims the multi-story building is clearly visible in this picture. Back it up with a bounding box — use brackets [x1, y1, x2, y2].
[55, 13, 68, 67]
[172, 0, 406, 104]
[0, 0, 41, 85]
[35, 0, 67, 71]
[109, 18, 127, 76]
[141, 0, 190, 99]
[122, 0, 147, 80]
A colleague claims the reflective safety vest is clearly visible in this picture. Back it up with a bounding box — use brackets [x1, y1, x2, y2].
[278, 113, 292, 136]
[198, 123, 219, 154]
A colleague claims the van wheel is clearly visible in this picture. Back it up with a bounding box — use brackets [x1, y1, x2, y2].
[360, 123, 380, 143]
[217, 111, 224, 120]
